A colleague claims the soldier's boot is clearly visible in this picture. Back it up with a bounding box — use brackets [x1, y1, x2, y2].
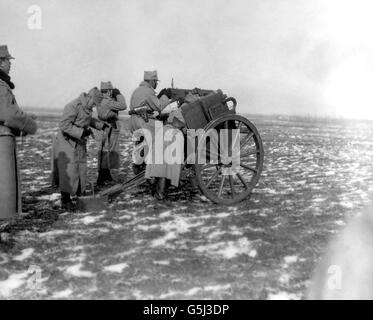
[60, 192, 75, 211]
[132, 163, 146, 175]
[154, 178, 167, 200]
[97, 169, 113, 186]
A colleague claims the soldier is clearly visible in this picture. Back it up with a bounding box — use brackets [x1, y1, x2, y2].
[96, 81, 127, 186]
[0, 45, 38, 222]
[52, 87, 106, 210]
[129, 71, 183, 199]
[129, 70, 170, 132]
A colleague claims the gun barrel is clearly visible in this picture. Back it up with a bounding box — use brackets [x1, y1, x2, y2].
[169, 88, 214, 101]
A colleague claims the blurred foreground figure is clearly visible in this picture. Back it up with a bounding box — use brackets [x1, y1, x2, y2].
[96, 81, 127, 186]
[52, 88, 106, 210]
[308, 204, 373, 299]
[0, 45, 37, 221]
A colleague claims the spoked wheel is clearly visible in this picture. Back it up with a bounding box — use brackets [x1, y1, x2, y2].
[195, 114, 264, 204]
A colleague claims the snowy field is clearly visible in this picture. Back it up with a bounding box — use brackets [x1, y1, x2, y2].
[1, 114, 373, 300]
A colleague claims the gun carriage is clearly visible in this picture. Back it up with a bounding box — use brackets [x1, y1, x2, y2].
[100, 87, 264, 205]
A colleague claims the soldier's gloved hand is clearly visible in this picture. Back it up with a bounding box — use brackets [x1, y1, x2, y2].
[112, 88, 121, 100]
[81, 128, 92, 139]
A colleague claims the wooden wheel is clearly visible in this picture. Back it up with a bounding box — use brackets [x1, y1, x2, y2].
[195, 114, 264, 204]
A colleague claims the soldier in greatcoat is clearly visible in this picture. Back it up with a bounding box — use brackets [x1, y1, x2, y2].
[0, 45, 38, 222]
[52, 87, 106, 210]
[96, 81, 127, 186]
[129, 71, 185, 200]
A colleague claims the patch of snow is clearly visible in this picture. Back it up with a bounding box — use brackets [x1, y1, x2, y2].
[127, 199, 143, 204]
[267, 291, 301, 300]
[207, 230, 225, 240]
[116, 248, 138, 257]
[186, 287, 202, 296]
[313, 197, 327, 203]
[196, 195, 208, 202]
[340, 201, 354, 209]
[204, 284, 231, 292]
[230, 230, 243, 236]
[165, 216, 203, 233]
[259, 188, 278, 195]
[324, 170, 335, 176]
[90, 227, 111, 233]
[159, 290, 180, 299]
[248, 250, 258, 258]
[151, 231, 178, 247]
[199, 226, 216, 233]
[0, 272, 29, 297]
[38, 230, 67, 239]
[65, 263, 95, 278]
[271, 222, 282, 229]
[159, 210, 172, 218]
[51, 289, 73, 299]
[153, 260, 170, 266]
[245, 225, 265, 232]
[215, 212, 230, 218]
[150, 216, 204, 247]
[116, 214, 133, 220]
[279, 273, 291, 284]
[159, 287, 202, 299]
[284, 256, 298, 264]
[103, 263, 128, 273]
[78, 215, 104, 225]
[22, 169, 35, 175]
[259, 213, 268, 217]
[297, 180, 307, 185]
[136, 224, 159, 231]
[194, 238, 257, 259]
[37, 193, 60, 201]
[131, 289, 154, 300]
[334, 220, 346, 226]
[13, 248, 34, 261]
[0, 254, 9, 265]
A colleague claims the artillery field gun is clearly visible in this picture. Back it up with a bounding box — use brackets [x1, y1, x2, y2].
[79, 86, 264, 209]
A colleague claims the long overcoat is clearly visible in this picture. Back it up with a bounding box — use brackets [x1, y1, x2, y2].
[129, 81, 182, 186]
[52, 93, 104, 195]
[97, 93, 127, 170]
[0, 78, 37, 220]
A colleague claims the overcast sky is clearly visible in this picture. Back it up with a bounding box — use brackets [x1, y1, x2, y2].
[1, 0, 373, 119]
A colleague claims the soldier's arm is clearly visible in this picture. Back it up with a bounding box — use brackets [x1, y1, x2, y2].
[109, 94, 127, 111]
[59, 104, 84, 139]
[146, 93, 170, 112]
[97, 102, 117, 121]
[0, 85, 37, 134]
[97, 101, 118, 122]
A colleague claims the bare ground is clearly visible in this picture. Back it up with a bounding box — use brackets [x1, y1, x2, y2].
[1, 115, 373, 300]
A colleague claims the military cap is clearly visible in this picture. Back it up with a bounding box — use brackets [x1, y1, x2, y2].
[0, 45, 15, 60]
[144, 70, 159, 81]
[100, 81, 114, 91]
[88, 87, 103, 104]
